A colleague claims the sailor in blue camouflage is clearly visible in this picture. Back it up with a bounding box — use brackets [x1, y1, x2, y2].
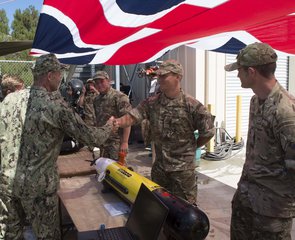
[0, 54, 117, 240]
[225, 42, 295, 240]
[116, 59, 215, 204]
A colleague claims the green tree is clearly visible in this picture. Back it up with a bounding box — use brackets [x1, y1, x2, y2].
[11, 5, 39, 40]
[0, 9, 10, 41]
[6, 6, 39, 60]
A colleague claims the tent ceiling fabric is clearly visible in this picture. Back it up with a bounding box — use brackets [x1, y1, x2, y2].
[0, 41, 33, 57]
[30, 0, 295, 65]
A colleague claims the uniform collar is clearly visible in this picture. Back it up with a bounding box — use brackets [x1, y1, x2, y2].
[160, 89, 184, 105]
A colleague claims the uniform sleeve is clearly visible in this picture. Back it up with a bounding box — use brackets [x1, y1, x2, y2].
[0, 104, 3, 165]
[93, 95, 99, 118]
[193, 103, 215, 138]
[57, 101, 113, 148]
[277, 117, 295, 170]
[117, 93, 132, 117]
[127, 98, 149, 125]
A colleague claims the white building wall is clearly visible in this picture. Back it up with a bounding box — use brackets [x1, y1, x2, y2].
[205, 51, 226, 128]
[183, 47, 206, 103]
[162, 46, 206, 104]
[289, 56, 295, 95]
[176, 47, 226, 128]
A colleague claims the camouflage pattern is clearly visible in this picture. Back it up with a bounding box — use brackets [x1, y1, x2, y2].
[235, 82, 295, 218]
[93, 70, 109, 80]
[231, 191, 292, 240]
[231, 82, 295, 238]
[129, 90, 215, 172]
[151, 164, 198, 204]
[0, 89, 30, 192]
[32, 53, 67, 76]
[0, 86, 113, 239]
[156, 59, 184, 76]
[0, 185, 60, 240]
[94, 87, 132, 160]
[225, 42, 278, 71]
[83, 92, 98, 126]
[128, 90, 215, 203]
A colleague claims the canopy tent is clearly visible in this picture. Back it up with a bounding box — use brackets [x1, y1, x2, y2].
[30, 0, 295, 65]
[0, 41, 33, 57]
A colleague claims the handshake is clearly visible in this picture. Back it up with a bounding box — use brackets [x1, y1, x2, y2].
[107, 115, 132, 132]
[107, 116, 119, 132]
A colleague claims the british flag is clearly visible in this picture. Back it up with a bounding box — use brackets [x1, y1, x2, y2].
[31, 0, 295, 64]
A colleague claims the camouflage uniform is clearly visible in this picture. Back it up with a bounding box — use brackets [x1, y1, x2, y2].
[0, 71, 113, 238]
[224, 43, 295, 239]
[128, 90, 215, 203]
[231, 82, 295, 240]
[94, 87, 132, 160]
[83, 92, 98, 126]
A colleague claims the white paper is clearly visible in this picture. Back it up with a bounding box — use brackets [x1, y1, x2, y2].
[103, 202, 130, 216]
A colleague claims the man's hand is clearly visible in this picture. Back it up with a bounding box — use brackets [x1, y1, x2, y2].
[90, 85, 99, 94]
[114, 116, 135, 128]
[120, 142, 128, 153]
[82, 86, 86, 95]
[114, 117, 122, 128]
[107, 116, 119, 133]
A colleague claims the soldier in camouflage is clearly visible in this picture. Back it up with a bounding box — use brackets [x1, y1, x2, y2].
[0, 54, 118, 240]
[225, 42, 295, 240]
[82, 78, 99, 126]
[93, 71, 132, 160]
[115, 59, 215, 204]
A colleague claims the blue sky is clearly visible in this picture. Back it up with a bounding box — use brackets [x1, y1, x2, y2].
[0, 0, 44, 27]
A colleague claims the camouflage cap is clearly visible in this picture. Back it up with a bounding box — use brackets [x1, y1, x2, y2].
[156, 59, 184, 76]
[32, 53, 67, 76]
[224, 42, 278, 71]
[93, 71, 109, 80]
[86, 78, 94, 83]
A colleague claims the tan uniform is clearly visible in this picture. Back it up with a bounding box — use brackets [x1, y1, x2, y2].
[231, 82, 295, 239]
[128, 90, 215, 203]
[94, 87, 132, 160]
[83, 92, 98, 126]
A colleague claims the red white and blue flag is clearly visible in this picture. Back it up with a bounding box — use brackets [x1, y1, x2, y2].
[31, 0, 295, 64]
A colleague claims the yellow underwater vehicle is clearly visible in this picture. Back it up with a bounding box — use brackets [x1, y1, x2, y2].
[95, 158, 209, 240]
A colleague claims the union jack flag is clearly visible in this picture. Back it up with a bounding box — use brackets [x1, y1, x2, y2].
[31, 0, 295, 64]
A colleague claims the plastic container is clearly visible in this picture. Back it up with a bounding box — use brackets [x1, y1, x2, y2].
[194, 130, 201, 167]
[92, 147, 100, 159]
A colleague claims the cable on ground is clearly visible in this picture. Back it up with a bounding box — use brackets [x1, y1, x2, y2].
[202, 127, 245, 161]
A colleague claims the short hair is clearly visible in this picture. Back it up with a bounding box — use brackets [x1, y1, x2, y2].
[1, 74, 24, 98]
[241, 62, 276, 79]
[253, 62, 276, 78]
